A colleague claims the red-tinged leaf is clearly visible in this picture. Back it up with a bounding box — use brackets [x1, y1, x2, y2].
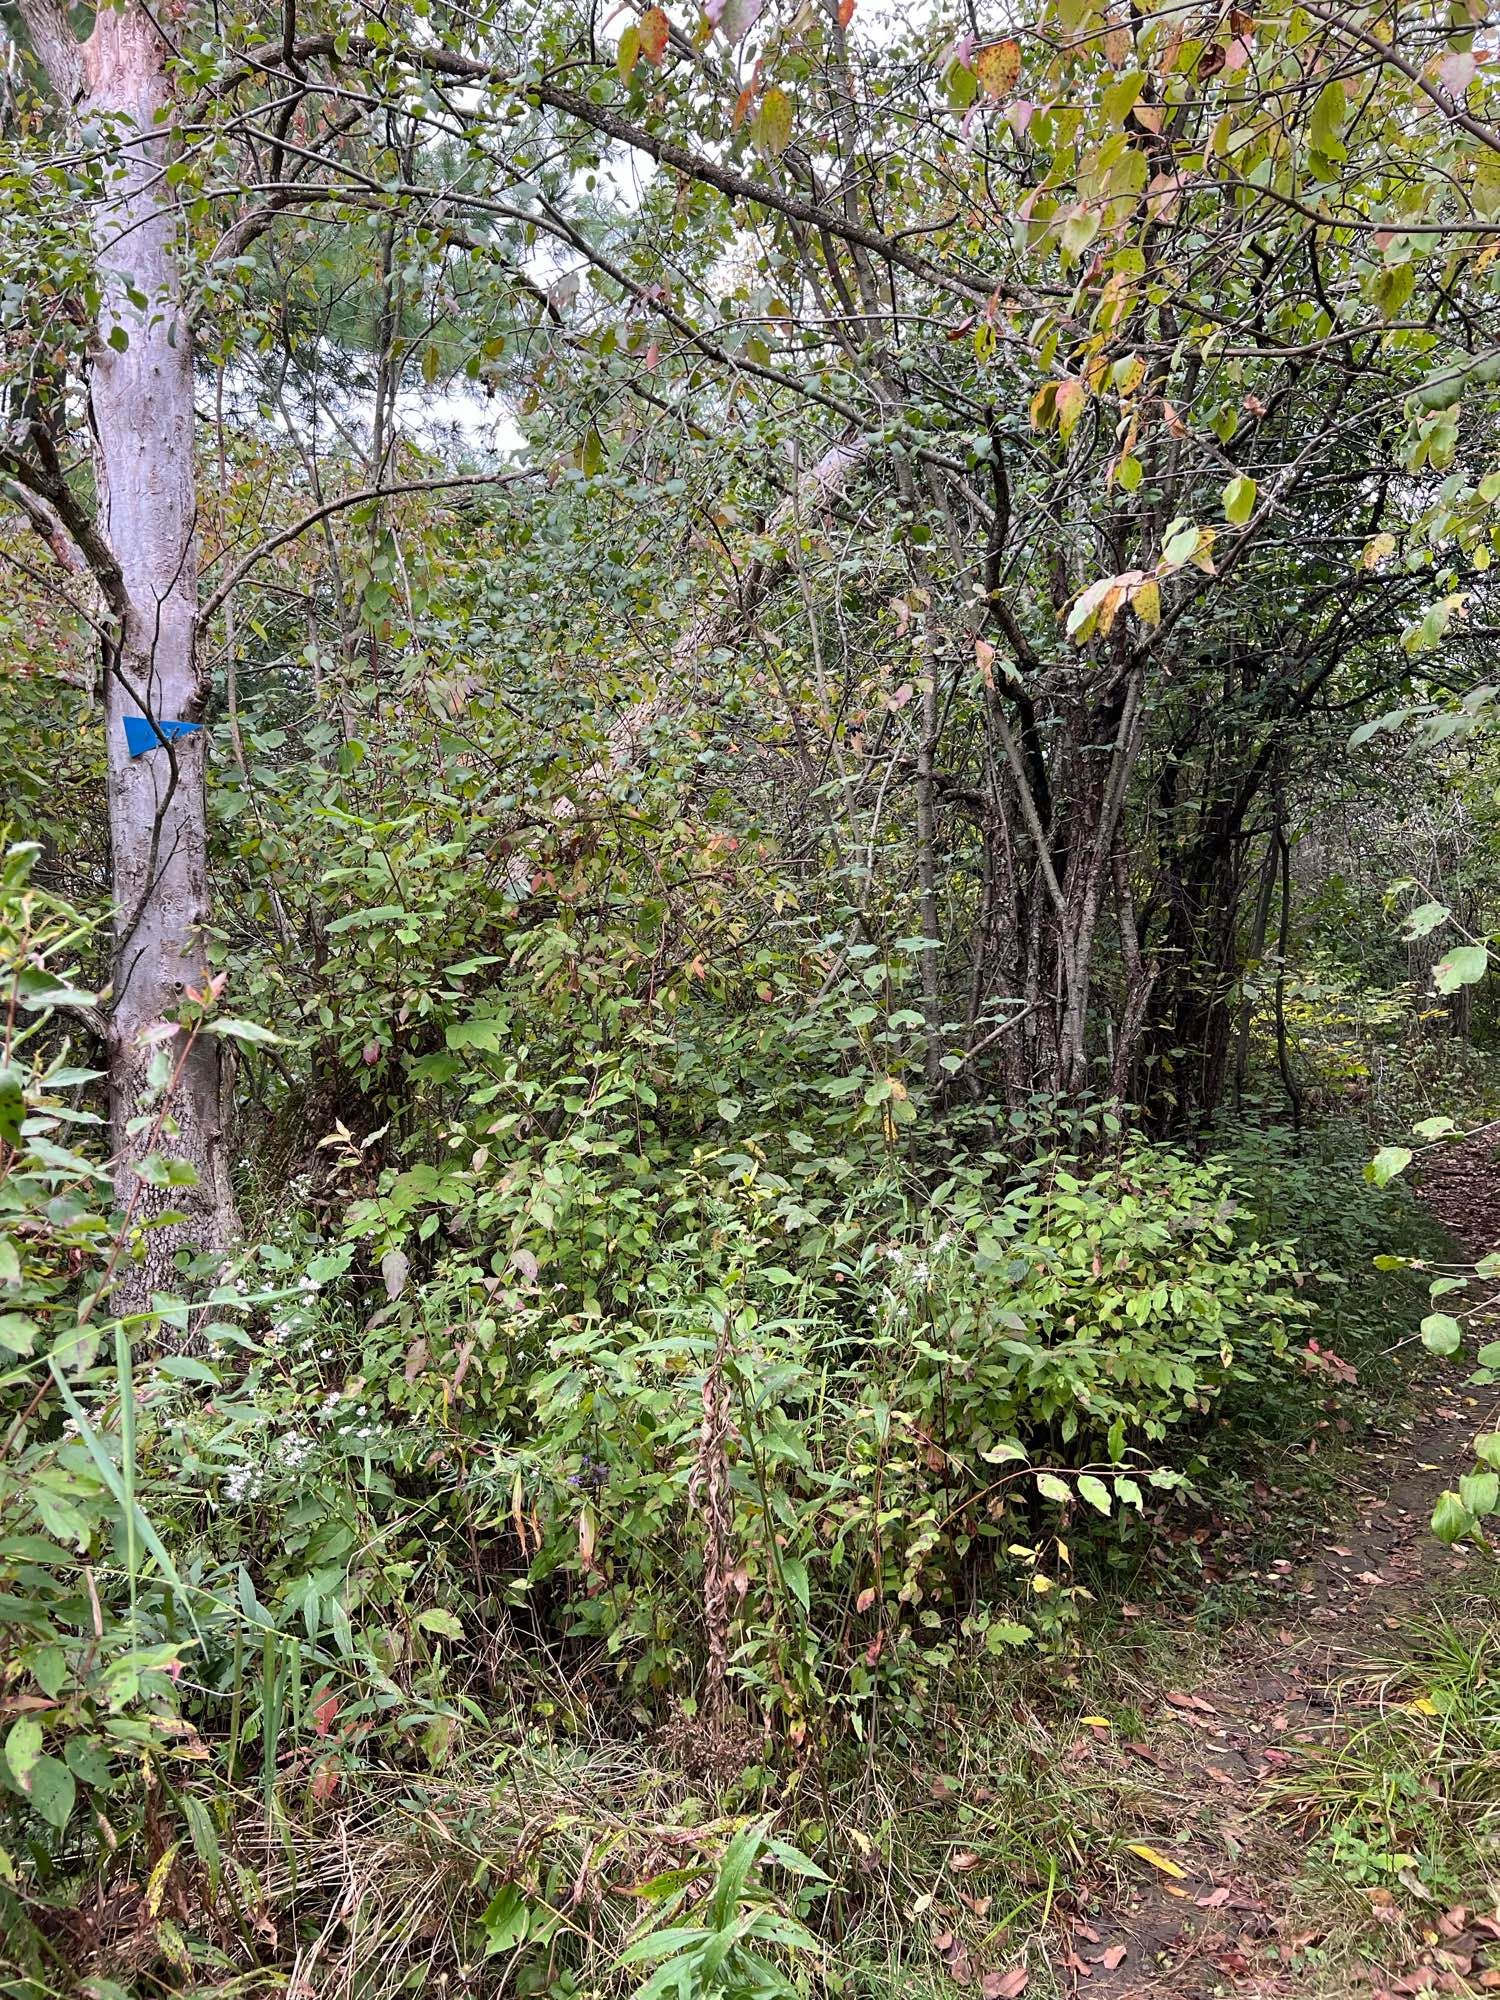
[732, 83, 755, 129]
[1098, 1945, 1127, 1970]
[313, 1694, 340, 1737]
[973, 39, 1021, 99]
[310, 1756, 340, 1803]
[856, 1585, 877, 1612]
[639, 6, 669, 63]
[645, 339, 661, 370]
[837, 0, 855, 24]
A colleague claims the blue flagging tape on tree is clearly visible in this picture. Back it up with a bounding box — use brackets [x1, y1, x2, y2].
[122, 716, 203, 758]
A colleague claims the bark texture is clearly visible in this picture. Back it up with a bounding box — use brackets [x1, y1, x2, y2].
[80, 5, 236, 1289]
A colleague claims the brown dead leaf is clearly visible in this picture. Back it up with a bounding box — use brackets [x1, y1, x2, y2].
[980, 1971, 1028, 1999]
[1097, 1945, 1127, 1970]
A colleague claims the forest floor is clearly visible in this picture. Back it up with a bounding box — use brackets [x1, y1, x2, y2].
[1030, 1131, 1500, 1999]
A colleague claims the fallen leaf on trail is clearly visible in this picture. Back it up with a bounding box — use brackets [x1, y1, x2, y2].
[1080, 1715, 1111, 1728]
[1126, 1843, 1188, 1879]
[979, 1971, 1028, 1999]
[949, 1850, 982, 1873]
[1097, 1944, 1127, 1969]
[1165, 1690, 1216, 1714]
[1197, 1887, 1231, 1908]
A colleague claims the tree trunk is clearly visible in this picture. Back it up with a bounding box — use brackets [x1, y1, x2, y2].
[83, 5, 237, 1291]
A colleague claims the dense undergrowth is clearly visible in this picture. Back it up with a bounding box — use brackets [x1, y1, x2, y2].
[0, 838, 1470, 2000]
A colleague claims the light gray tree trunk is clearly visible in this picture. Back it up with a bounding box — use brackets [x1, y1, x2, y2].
[24, 0, 237, 1296]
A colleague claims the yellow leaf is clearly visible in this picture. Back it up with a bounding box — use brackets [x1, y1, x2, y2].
[146, 1841, 181, 1920]
[1361, 531, 1396, 571]
[755, 86, 793, 157]
[1056, 376, 1088, 443]
[1131, 577, 1161, 626]
[1126, 1843, 1187, 1879]
[1408, 1695, 1441, 1715]
[617, 22, 640, 76]
[974, 38, 1021, 99]
[1080, 1715, 1111, 1728]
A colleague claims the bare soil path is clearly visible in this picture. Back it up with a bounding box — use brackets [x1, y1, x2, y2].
[1054, 1129, 1500, 2000]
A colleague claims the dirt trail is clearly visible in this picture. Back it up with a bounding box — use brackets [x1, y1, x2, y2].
[1057, 1128, 1500, 2000]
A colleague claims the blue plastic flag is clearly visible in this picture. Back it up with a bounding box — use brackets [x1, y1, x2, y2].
[123, 715, 203, 759]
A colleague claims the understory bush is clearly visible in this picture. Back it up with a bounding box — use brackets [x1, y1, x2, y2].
[0, 843, 1437, 1995]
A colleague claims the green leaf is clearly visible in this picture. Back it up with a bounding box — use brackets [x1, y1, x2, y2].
[0, 1066, 22, 1148]
[1077, 1474, 1113, 1514]
[1036, 1471, 1071, 1503]
[415, 1608, 463, 1640]
[482, 1883, 532, 1952]
[780, 1556, 810, 1615]
[26, 1754, 74, 1830]
[4, 1716, 41, 1791]
[1459, 1470, 1499, 1516]
[1221, 474, 1256, 526]
[1434, 944, 1488, 993]
[0, 1314, 37, 1356]
[1473, 1433, 1500, 1468]
[1366, 1147, 1412, 1187]
[135, 1153, 200, 1188]
[1421, 1313, 1462, 1357]
[204, 1018, 283, 1045]
[1412, 1115, 1456, 1140]
[1431, 1489, 1474, 1544]
[979, 1439, 1027, 1465]
[984, 1621, 1033, 1650]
